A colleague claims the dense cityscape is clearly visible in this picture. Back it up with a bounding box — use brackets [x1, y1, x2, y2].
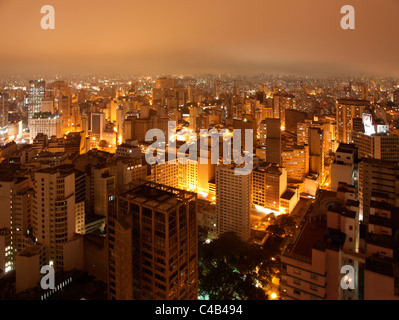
[0, 73, 398, 300]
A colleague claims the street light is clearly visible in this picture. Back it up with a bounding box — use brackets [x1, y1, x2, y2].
[270, 292, 278, 300]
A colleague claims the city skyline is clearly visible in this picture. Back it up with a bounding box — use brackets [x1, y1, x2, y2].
[1, 0, 399, 304]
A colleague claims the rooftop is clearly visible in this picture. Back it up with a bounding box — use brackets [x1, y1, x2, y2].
[328, 203, 356, 219]
[18, 244, 44, 257]
[255, 161, 283, 174]
[114, 181, 196, 211]
[281, 189, 296, 200]
[290, 216, 326, 259]
[118, 143, 139, 149]
[336, 99, 371, 105]
[336, 143, 357, 154]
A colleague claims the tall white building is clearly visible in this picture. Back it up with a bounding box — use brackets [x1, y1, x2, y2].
[215, 164, 251, 242]
[32, 167, 83, 271]
[331, 143, 357, 191]
[29, 113, 63, 142]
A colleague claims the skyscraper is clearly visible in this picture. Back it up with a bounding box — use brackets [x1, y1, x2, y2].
[0, 92, 8, 128]
[216, 164, 251, 242]
[27, 80, 46, 119]
[272, 92, 296, 127]
[252, 162, 287, 212]
[282, 144, 309, 183]
[330, 143, 357, 192]
[352, 115, 399, 161]
[308, 127, 324, 178]
[336, 99, 371, 144]
[107, 181, 198, 300]
[359, 158, 399, 224]
[91, 112, 105, 140]
[260, 118, 281, 165]
[31, 166, 85, 271]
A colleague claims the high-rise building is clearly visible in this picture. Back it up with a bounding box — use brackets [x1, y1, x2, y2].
[272, 93, 296, 127]
[232, 115, 257, 147]
[40, 98, 55, 114]
[216, 164, 251, 242]
[259, 118, 281, 165]
[28, 113, 63, 142]
[363, 200, 399, 300]
[59, 95, 71, 123]
[27, 80, 46, 119]
[261, 106, 273, 120]
[92, 164, 116, 218]
[330, 143, 357, 192]
[150, 161, 179, 190]
[107, 181, 198, 300]
[189, 106, 199, 131]
[280, 200, 340, 299]
[280, 178, 399, 300]
[46, 81, 70, 100]
[252, 162, 287, 212]
[123, 116, 168, 142]
[91, 112, 106, 140]
[233, 81, 240, 97]
[361, 83, 369, 101]
[0, 92, 8, 128]
[284, 109, 307, 134]
[0, 228, 12, 277]
[187, 85, 202, 105]
[359, 158, 399, 224]
[214, 80, 220, 99]
[0, 174, 34, 265]
[197, 199, 218, 241]
[352, 114, 399, 162]
[109, 158, 147, 189]
[280, 188, 361, 300]
[155, 77, 176, 89]
[394, 89, 399, 105]
[32, 166, 84, 271]
[336, 99, 371, 144]
[309, 127, 325, 178]
[282, 144, 309, 183]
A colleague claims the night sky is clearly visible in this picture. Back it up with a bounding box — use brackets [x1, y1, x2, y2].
[0, 0, 398, 76]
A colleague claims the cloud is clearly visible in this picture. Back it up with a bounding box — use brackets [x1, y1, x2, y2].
[0, 0, 398, 77]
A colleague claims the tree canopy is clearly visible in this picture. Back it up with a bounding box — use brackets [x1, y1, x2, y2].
[198, 232, 280, 300]
[98, 140, 108, 149]
[266, 214, 297, 238]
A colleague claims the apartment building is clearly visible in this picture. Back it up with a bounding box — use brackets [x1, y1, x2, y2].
[107, 181, 198, 300]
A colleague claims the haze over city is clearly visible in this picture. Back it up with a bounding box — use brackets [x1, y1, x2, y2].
[0, 0, 398, 77]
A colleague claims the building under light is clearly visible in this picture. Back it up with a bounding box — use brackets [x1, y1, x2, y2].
[107, 181, 198, 300]
[216, 164, 251, 242]
[252, 162, 287, 213]
[27, 80, 46, 119]
[29, 112, 63, 142]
